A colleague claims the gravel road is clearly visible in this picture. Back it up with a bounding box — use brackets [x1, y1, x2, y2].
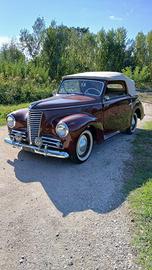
[0, 125, 143, 270]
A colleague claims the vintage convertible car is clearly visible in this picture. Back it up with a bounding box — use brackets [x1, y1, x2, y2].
[5, 72, 144, 163]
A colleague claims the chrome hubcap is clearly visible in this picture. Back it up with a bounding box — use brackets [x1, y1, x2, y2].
[77, 135, 88, 156]
[76, 130, 93, 161]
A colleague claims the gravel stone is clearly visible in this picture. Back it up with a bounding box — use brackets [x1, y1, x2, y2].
[0, 122, 147, 270]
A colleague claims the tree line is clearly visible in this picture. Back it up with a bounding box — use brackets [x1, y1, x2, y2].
[0, 17, 152, 104]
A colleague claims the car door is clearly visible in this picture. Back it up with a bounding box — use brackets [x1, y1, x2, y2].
[102, 80, 132, 134]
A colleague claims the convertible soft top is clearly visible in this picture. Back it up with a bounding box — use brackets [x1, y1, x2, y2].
[63, 71, 137, 97]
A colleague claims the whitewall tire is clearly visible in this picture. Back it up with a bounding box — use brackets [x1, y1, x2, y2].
[70, 130, 93, 163]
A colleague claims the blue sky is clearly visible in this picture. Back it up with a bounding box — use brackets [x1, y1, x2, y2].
[0, 0, 151, 46]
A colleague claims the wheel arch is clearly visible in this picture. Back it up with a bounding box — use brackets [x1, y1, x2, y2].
[87, 124, 104, 143]
[58, 113, 104, 144]
[134, 107, 142, 119]
[133, 99, 144, 120]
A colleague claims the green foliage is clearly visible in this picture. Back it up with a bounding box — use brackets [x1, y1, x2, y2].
[95, 28, 133, 72]
[0, 41, 57, 104]
[122, 66, 150, 88]
[41, 23, 69, 79]
[0, 74, 55, 104]
[0, 18, 152, 105]
[0, 41, 25, 63]
[61, 28, 96, 75]
[134, 32, 147, 68]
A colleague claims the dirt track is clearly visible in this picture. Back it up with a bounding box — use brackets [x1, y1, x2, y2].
[0, 125, 143, 270]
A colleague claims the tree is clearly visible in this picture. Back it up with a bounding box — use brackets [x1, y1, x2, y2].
[0, 41, 25, 63]
[146, 31, 152, 79]
[19, 17, 45, 58]
[62, 28, 96, 75]
[95, 27, 127, 71]
[95, 29, 107, 71]
[134, 32, 147, 67]
[124, 39, 135, 68]
[41, 23, 69, 80]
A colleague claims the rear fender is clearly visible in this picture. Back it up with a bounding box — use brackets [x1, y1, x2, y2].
[133, 100, 144, 120]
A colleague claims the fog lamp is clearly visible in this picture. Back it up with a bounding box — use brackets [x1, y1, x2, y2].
[15, 134, 22, 142]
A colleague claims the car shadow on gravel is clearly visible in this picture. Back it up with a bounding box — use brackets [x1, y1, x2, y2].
[7, 133, 134, 216]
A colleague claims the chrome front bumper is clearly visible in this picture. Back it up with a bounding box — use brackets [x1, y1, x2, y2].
[4, 138, 69, 159]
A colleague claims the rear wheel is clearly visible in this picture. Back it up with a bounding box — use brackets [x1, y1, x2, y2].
[70, 130, 93, 163]
[126, 113, 138, 134]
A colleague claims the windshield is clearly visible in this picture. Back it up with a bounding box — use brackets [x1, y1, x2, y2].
[59, 79, 104, 96]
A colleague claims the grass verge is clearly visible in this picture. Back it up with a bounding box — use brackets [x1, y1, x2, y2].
[126, 121, 152, 270]
[0, 103, 29, 126]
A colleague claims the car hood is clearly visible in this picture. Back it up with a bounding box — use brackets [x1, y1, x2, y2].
[31, 94, 97, 110]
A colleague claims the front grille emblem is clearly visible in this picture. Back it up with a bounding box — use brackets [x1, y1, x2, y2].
[34, 137, 43, 147]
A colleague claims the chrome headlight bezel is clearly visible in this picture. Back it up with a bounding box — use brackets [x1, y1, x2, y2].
[56, 122, 69, 138]
[7, 115, 16, 129]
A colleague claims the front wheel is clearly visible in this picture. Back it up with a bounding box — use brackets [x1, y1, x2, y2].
[126, 113, 138, 134]
[70, 130, 93, 163]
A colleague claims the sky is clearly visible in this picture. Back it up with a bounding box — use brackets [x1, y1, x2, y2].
[0, 0, 151, 46]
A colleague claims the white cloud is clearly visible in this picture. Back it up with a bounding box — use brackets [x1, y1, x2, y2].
[0, 36, 11, 47]
[109, 15, 123, 21]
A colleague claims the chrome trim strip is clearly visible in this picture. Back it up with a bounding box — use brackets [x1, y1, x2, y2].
[4, 138, 69, 159]
[42, 140, 58, 145]
[12, 130, 26, 134]
[10, 134, 26, 138]
[27, 111, 32, 145]
[38, 113, 42, 137]
[41, 136, 61, 143]
[11, 130, 27, 141]
[42, 143, 60, 149]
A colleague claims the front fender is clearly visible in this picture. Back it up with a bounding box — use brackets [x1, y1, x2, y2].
[58, 113, 104, 153]
[8, 108, 28, 131]
[59, 113, 97, 132]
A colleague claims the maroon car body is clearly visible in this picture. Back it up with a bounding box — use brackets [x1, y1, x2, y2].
[5, 72, 144, 163]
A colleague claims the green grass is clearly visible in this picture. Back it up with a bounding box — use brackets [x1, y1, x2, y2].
[126, 121, 152, 270]
[0, 103, 29, 126]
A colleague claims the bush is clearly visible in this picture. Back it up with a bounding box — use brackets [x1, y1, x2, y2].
[0, 75, 57, 104]
[122, 66, 152, 90]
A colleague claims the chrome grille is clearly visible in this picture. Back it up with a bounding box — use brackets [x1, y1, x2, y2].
[28, 110, 42, 144]
[10, 130, 27, 141]
[41, 136, 62, 149]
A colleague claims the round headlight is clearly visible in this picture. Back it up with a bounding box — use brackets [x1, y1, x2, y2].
[56, 122, 69, 138]
[7, 115, 16, 128]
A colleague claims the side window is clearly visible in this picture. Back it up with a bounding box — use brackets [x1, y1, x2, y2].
[104, 81, 127, 100]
